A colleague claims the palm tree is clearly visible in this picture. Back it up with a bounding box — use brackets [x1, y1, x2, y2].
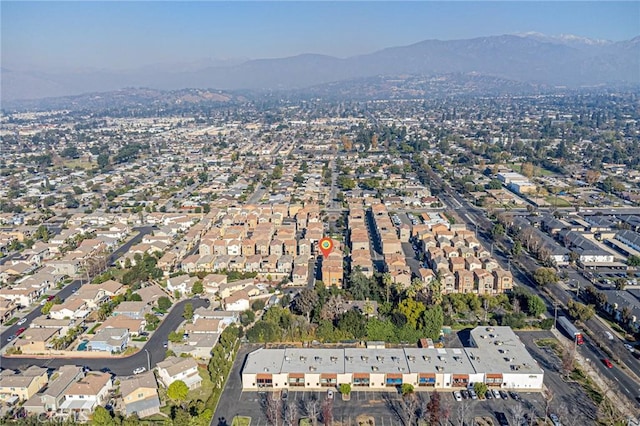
[382, 272, 392, 304]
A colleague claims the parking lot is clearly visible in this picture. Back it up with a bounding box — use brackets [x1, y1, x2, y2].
[231, 388, 546, 426]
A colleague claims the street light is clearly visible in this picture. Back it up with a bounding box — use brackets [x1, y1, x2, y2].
[144, 348, 151, 371]
[553, 302, 558, 330]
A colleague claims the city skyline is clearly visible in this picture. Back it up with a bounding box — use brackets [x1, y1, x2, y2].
[2, 1, 639, 71]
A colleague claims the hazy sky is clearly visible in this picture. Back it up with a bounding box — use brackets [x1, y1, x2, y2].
[2, 1, 639, 71]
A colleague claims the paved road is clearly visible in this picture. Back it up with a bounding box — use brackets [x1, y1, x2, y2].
[0, 298, 208, 376]
[427, 168, 640, 408]
[0, 226, 156, 348]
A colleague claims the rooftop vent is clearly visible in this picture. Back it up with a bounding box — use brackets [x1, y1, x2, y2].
[300, 356, 306, 361]
[309, 366, 316, 372]
[372, 366, 378, 372]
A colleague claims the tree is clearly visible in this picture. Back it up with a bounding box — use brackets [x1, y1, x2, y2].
[533, 267, 559, 287]
[283, 399, 299, 426]
[168, 331, 183, 343]
[167, 380, 189, 405]
[183, 302, 194, 320]
[251, 299, 266, 311]
[292, 288, 318, 321]
[627, 255, 640, 267]
[615, 278, 626, 291]
[397, 298, 425, 329]
[158, 296, 172, 311]
[321, 399, 333, 426]
[339, 383, 351, 396]
[425, 391, 441, 425]
[382, 272, 392, 304]
[144, 313, 160, 331]
[303, 395, 320, 426]
[41, 301, 54, 315]
[421, 305, 444, 340]
[241, 309, 255, 326]
[91, 406, 115, 426]
[526, 295, 546, 317]
[128, 293, 142, 302]
[192, 281, 204, 294]
[172, 407, 191, 426]
[567, 300, 595, 322]
[401, 383, 414, 396]
[473, 382, 488, 398]
[511, 240, 523, 257]
[97, 153, 110, 169]
[561, 344, 576, 378]
[491, 223, 505, 240]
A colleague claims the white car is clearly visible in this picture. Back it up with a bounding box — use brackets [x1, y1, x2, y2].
[492, 389, 501, 399]
[453, 391, 462, 402]
[133, 367, 146, 375]
[624, 344, 635, 352]
[17, 318, 27, 325]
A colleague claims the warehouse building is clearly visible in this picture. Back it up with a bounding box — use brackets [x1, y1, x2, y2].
[242, 326, 543, 391]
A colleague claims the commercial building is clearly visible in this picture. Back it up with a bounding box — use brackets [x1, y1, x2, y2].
[242, 326, 543, 392]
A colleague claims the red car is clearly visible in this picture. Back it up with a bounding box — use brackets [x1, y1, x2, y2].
[16, 327, 26, 336]
[47, 295, 55, 301]
[602, 358, 613, 368]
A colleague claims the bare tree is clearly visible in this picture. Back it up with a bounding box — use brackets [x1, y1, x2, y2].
[263, 393, 282, 426]
[542, 388, 554, 417]
[438, 397, 452, 426]
[304, 395, 320, 426]
[320, 399, 333, 426]
[398, 394, 419, 426]
[455, 399, 471, 426]
[560, 344, 576, 378]
[283, 399, 298, 426]
[508, 403, 526, 426]
[424, 391, 440, 425]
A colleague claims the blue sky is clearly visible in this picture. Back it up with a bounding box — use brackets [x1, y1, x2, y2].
[2, 1, 639, 71]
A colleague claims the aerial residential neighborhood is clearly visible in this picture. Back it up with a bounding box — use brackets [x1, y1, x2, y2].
[1, 2, 640, 425]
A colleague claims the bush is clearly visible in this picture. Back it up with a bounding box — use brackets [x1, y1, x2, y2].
[339, 383, 351, 395]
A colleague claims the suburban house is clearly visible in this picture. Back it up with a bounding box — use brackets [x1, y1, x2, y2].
[23, 366, 84, 415]
[112, 301, 151, 320]
[223, 290, 251, 312]
[59, 372, 113, 418]
[0, 366, 48, 403]
[88, 328, 129, 353]
[15, 327, 61, 354]
[119, 371, 161, 418]
[156, 356, 202, 390]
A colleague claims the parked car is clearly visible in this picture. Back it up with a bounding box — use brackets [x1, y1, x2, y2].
[469, 389, 478, 399]
[461, 390, 470, 399]
[509, 391, 520, 401]
[327, 389, 333, 400]
[282, 389, 288, 400]
[47, 295, 55, 301]
[602, 358, 613, 368]
[40, 300, 47, 306]
[499, 390, 509, 399]
[133, 367, 146, 375]
[16, 327, 25, 336]
[17, 318, 27, 325]
[163, 341, 168, 348]
[6, 335, 15, 342]
[624, 344, 634, 352]
[549, 413, 562, 426]
[492, 389, 501, 399]
[485, 390, 493, 399]
[453, 391, 463, 402]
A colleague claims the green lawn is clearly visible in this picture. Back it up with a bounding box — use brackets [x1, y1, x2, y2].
[5, 317, 18, 326]
[232, 416, 252, 426]
[545, 196, 572, 207]
[186, 367, 214, 403]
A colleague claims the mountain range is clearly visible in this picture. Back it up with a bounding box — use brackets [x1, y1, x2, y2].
[2, 33, 638, 102]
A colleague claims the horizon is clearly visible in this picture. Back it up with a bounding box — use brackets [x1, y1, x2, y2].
[2, 1, 639, 72]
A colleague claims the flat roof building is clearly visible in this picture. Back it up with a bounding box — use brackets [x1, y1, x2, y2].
[242, 326, 543, 392]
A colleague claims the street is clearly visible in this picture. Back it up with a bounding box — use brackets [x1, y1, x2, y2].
[0, 298, 208, 376]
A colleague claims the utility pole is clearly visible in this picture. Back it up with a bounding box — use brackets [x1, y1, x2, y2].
[553, 302, 558, 329]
